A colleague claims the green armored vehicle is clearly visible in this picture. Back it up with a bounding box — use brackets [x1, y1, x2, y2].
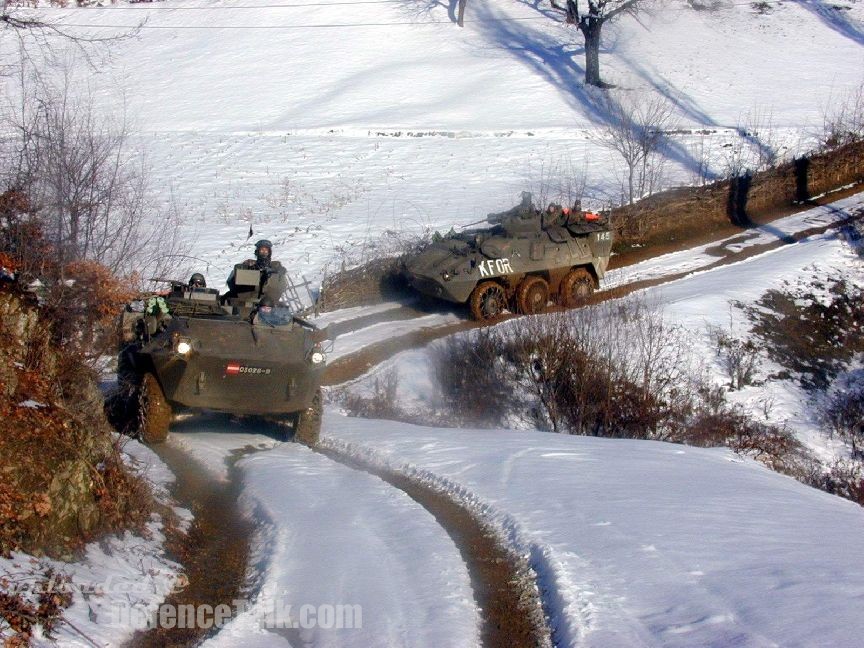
[116, 267, 328, 445]
[405, 192, 613, 320]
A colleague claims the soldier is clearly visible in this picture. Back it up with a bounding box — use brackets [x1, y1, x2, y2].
[188, 273, 207, 289]
[251, 295, 289, 326]
[543, 202, 566, 228]
[225, 239, 288, 303]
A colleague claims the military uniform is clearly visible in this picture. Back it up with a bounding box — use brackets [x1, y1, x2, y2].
[225, 259, 287, 303]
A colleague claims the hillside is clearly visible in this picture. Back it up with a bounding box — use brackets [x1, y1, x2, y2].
[3, 0, 863, 286]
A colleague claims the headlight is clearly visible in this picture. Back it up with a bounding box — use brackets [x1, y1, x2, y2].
[176, 340, 192, 355]
[442, 271, 451, 281]
[310, 351, 325, 364]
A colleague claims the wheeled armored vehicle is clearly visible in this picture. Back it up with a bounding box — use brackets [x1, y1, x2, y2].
[404, 192, 613, 320]
[116, 267, 328, 445]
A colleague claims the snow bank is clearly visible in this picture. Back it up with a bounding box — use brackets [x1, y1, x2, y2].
[322, 415, 864, 647]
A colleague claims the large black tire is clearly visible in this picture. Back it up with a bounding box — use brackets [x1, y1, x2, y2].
[469, 281, 506, 321]
[559, 268, 594, 308]
[516, 275, 550, 314]
[139, 373, 171, 444]
[293, 388, 322, 447]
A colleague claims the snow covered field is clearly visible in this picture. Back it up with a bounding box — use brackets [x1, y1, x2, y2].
[323, 418, 864, 647]
[3, 0, 863, 288]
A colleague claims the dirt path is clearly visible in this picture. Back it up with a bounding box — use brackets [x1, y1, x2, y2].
[127, 442, 256, 648]
[324, 301, 430, 337]
[129, 423, 551, 648]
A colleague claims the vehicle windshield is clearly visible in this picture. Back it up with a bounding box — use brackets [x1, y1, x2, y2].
[256, 305, 294, 327]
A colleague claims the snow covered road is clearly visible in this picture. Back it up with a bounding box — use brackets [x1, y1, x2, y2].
[603, 192, 864, 290]
[323, 417, 864, 648]
[159, 211, 864, 648]
[168, 422, 482, 648]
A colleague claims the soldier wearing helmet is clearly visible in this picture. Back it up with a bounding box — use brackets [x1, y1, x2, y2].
[250, 294, 289, 326]
[188, 273, 207, 289]
[251, 240, 274, 270]
[224, 239, 288, 303]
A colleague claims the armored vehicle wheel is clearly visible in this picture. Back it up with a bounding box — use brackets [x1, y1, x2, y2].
[469, 281, 506, 321]
[293, 388, 322, 447]
[559, 268, 594, 308]
[139, 373, 171, 444]
[516, 276, 550, 314]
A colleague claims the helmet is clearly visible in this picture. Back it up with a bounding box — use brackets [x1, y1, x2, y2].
[189, 273, 206, 288]
[254, 239, 272, 268]
[258, 295, 275, 311]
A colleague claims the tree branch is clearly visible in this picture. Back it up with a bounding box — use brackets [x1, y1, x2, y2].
[2, 9, 144, 44]
[605, 0, 642, 22]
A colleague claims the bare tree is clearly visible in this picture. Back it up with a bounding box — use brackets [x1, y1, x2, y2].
[2, 3, 142, 78]
[1, 3, 139, 41]
[457, 0, 467, 26]
[595, 92, 677, 205]
[454, 0, 649, 87]
[819, 80, 864, 150]
[1, 63, 186, 283]
[523, 154, 589, 209]
[550, 0, 648, 87]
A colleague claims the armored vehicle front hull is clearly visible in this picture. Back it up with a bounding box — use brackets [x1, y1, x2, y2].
[125, 317, 324, 416]
[116, 285, 328, 445]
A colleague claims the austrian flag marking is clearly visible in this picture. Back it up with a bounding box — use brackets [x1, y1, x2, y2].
[225, 362, 272, 376]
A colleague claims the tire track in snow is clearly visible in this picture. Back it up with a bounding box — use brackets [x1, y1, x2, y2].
[130, 443, 257, 648]
[313, 444, 554, 648]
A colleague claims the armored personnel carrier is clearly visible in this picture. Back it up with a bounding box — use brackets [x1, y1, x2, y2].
[405, 192, 613, 320]
[115, 268, 328, 445]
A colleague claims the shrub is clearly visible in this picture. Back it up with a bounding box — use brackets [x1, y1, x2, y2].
[707, 323, 762, 390]
[318, 229, 430, 311]
[820, 81, 864, 150]
[807, 460, 864, 506]
[0, 280, 153, 559]
[0, 569, 73, 645]
[820, 386, 864, 457]
[432, 299, 692, 437]
[430, 299, 813, 485]
[433, 329, 519, 428]
[340, 367, 401, 421]
[41, 260, 137, 365]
